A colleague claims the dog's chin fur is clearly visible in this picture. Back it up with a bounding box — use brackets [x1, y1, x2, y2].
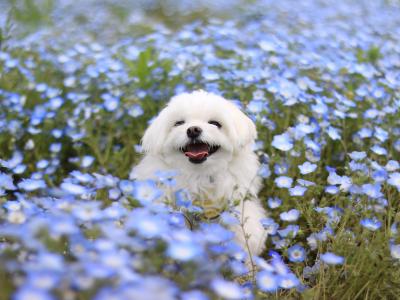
[131, 90, 267, 257]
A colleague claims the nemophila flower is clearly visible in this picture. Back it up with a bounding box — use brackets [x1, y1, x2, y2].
[200, 223, 234, 243]
[132, 180, 163, 204]
[280, 209, 300, 222]
[258, 164, 271, 178]
[361, 183, 383, 198]
[102, 93, 119, 111]
[119, 180, 135, 194]
[81, 155, 95, 167]
[279, 273, 301, 289]
[18, 179, 46, 191]
[155, 170, 178, 186]
[274, 162, 289, 175]
[289, 185, 307, 196]
[320, 252, 344, 265]
[167, 241, 203, 261]
[126, 209, 167, 238]
[72, 201, 103, 222]
[181, 290, 209, 300]
[298, 161, 317, 174]
[388, 172, 400, 190]
[269, 251, 291, 275]
[370, 145, 387, 156]
[326, 126, 341, 140]
[267, 197, 282, 209]
[386, 160, 399, 171]
[360, 218, 382, 231]
[1, 151, 23, 169]
[60, 181, 89, 195]
[49, 143, 62, 153]
[13, 287, 55, 300]
[211, 278, 244, 300]
[70, 171, 94, 183]
[247, 99, 265, 113]
[220, 212, 239, 226]
[374, 127, 388, 142]
[348, 160, 368, 173]
[272, 133, 293, 151]
[278, 225, 299, 238]
[108, 188, 121, 200]
[26, 270, 60, 290]
[325, 185, 339, 194]
[390, 244, 400, 260]
[372, 169, 387, 183]
[128, 104, 144, 118]
[261, 218, 279, 235]
[257, 271, 279, 292]
[288, 245, 306, 262]
[348, 151, 366, 161]
[0, 172, 16, 190]
[275, 176, 293, 188]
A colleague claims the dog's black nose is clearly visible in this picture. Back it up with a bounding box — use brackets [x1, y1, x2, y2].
[187, 126, 202, 138]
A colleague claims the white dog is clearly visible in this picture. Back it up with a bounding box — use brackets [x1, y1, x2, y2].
[131, 90, 266, 257]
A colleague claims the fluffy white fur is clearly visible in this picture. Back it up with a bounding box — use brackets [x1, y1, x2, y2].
[131, 90, 267, 257]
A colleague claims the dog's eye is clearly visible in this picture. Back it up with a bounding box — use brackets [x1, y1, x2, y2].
[174, 120, 185, 126]
[208, 120, 222, 128]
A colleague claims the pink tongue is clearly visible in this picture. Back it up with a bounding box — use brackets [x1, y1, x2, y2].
[185, 143, 209, 159]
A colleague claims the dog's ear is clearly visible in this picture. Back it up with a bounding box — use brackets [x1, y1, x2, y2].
[141, 110, 168, 154]
[227, 101, 257, 148]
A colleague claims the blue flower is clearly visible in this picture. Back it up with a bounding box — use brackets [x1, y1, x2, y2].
[261, 218, 279, 235]
[388, 172, 400, 190]
[132, 180, 163, 204]
[348, 151, 367, 161]
[390, 244, 400, 259]
[278, 273, 301, 289]
[298, 161, 317, 174]
[360, 218, 382, 231]
[361, 183, 383, 198]
[102, 93, 119, 111]
[60, 182, 89, 195]
[257, 271, 279, 292]
[258, 164, 271, 178]
[247, 99, 265, 113]
[81, 156, 95, 167]
[13, 287, 55, 300]
[278, 225, 299, 238]
[267, 197, 282, 209]
[275, 176, 293, 188]
[287, 245, 306, 262]
[211, 278, 244, 300]
[167, 241, 202, 261]
[274, 162, 289, 175]
[280, 209, 300, 222]
[181, 290, 209, 300]
[289, 185, 307, 196]
[320, 252, 344, 265]
[386, 160, 399, 172]
[127, 209, 167, 238]
[370, 145, 387, 156]
[326, 126, 341, 140]
[0, 172, 16, 190]
[128, 104, 144, 117]
[18, 179, 46, 191]
[272, 133, 293, 151]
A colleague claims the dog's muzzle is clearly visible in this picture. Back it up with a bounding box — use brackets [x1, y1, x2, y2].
[181, 141, 220, 164]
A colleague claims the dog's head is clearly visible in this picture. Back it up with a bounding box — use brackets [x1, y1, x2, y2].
[141, 91, 257, 167]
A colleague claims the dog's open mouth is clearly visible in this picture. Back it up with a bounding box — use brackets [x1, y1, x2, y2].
[182, 141, 220, 164]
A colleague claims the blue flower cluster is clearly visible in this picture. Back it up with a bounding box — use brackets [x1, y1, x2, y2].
[1, 0, 400, 298]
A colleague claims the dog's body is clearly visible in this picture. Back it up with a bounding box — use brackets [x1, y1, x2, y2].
[131, 91, 266, 256]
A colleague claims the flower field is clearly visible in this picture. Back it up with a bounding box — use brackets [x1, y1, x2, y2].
[1, 0, 400, 299]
